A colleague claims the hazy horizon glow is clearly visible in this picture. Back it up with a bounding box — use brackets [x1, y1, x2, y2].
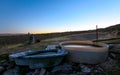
[0, 0, 120, 33]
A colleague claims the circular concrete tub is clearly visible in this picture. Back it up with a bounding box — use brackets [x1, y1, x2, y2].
[60, 41, 108, 64]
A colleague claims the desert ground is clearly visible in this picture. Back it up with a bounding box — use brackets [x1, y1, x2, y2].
[0, 31, 120, 75]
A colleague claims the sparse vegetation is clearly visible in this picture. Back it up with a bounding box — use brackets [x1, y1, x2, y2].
[0, 30, 93, 50]
[0, 35, 28, 48]
[0, 24, 120, 74]
[0, 24, 120, 49]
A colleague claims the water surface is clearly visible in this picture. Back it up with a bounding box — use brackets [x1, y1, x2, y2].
[63, 44, 98, 48]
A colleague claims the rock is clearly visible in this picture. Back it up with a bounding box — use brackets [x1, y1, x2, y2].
[3, 66, 20, 75]
[113, 44, 120, 48]
[109, 44, 120, 50]
[45, 45, 58, 50]
[35, 39, 41, 43]
[117, 32, 120, 36]
[80, 64, 91, 73]
[26, 71, 33, 75]
[109, 52, 116, 60]
[27, 68, 46, 75]
[72, 63, 81, 72]
[2, 61, 9, 68]
[6, 61, 15, 70]
[32, 69, 40, 75]
[39, 68, 46, 75]
[51, 64, 72, 73]
[100, 57, 119, 70]
[0, 66, 5, 74]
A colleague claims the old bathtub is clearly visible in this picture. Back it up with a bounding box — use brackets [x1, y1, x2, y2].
[9, 49, 68, 69]
[60, 41, 109, 64]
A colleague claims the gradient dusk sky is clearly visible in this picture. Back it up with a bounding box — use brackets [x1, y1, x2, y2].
[0, 0, 120, 33]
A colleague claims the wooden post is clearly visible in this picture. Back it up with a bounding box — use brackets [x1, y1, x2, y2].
[96, 25, 99, 40]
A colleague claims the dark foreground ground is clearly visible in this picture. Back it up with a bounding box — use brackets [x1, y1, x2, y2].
[0, 32, 120, 75]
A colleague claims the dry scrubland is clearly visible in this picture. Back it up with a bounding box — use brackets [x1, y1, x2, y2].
[0, 24, 120, 74]
[0, 31, 108, 54]
[0, 24, 120, 57]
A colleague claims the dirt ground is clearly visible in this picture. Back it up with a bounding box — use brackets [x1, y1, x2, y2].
[0, 32, 112, 54]
[0, 32, 120, 75]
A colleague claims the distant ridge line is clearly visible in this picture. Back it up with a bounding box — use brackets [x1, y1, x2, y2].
[0, 33, 25, 36]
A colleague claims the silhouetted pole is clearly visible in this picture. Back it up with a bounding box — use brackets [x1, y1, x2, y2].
[96, 25, 99, 40]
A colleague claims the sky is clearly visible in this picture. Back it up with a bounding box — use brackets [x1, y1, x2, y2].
[0, 0, 120, 34]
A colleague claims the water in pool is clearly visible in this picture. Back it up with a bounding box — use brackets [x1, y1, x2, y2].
[63, 44, 98, 48]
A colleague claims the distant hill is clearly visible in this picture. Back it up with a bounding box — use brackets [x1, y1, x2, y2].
[0, 33, 25, 36]
[105, 24, 120, 32]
